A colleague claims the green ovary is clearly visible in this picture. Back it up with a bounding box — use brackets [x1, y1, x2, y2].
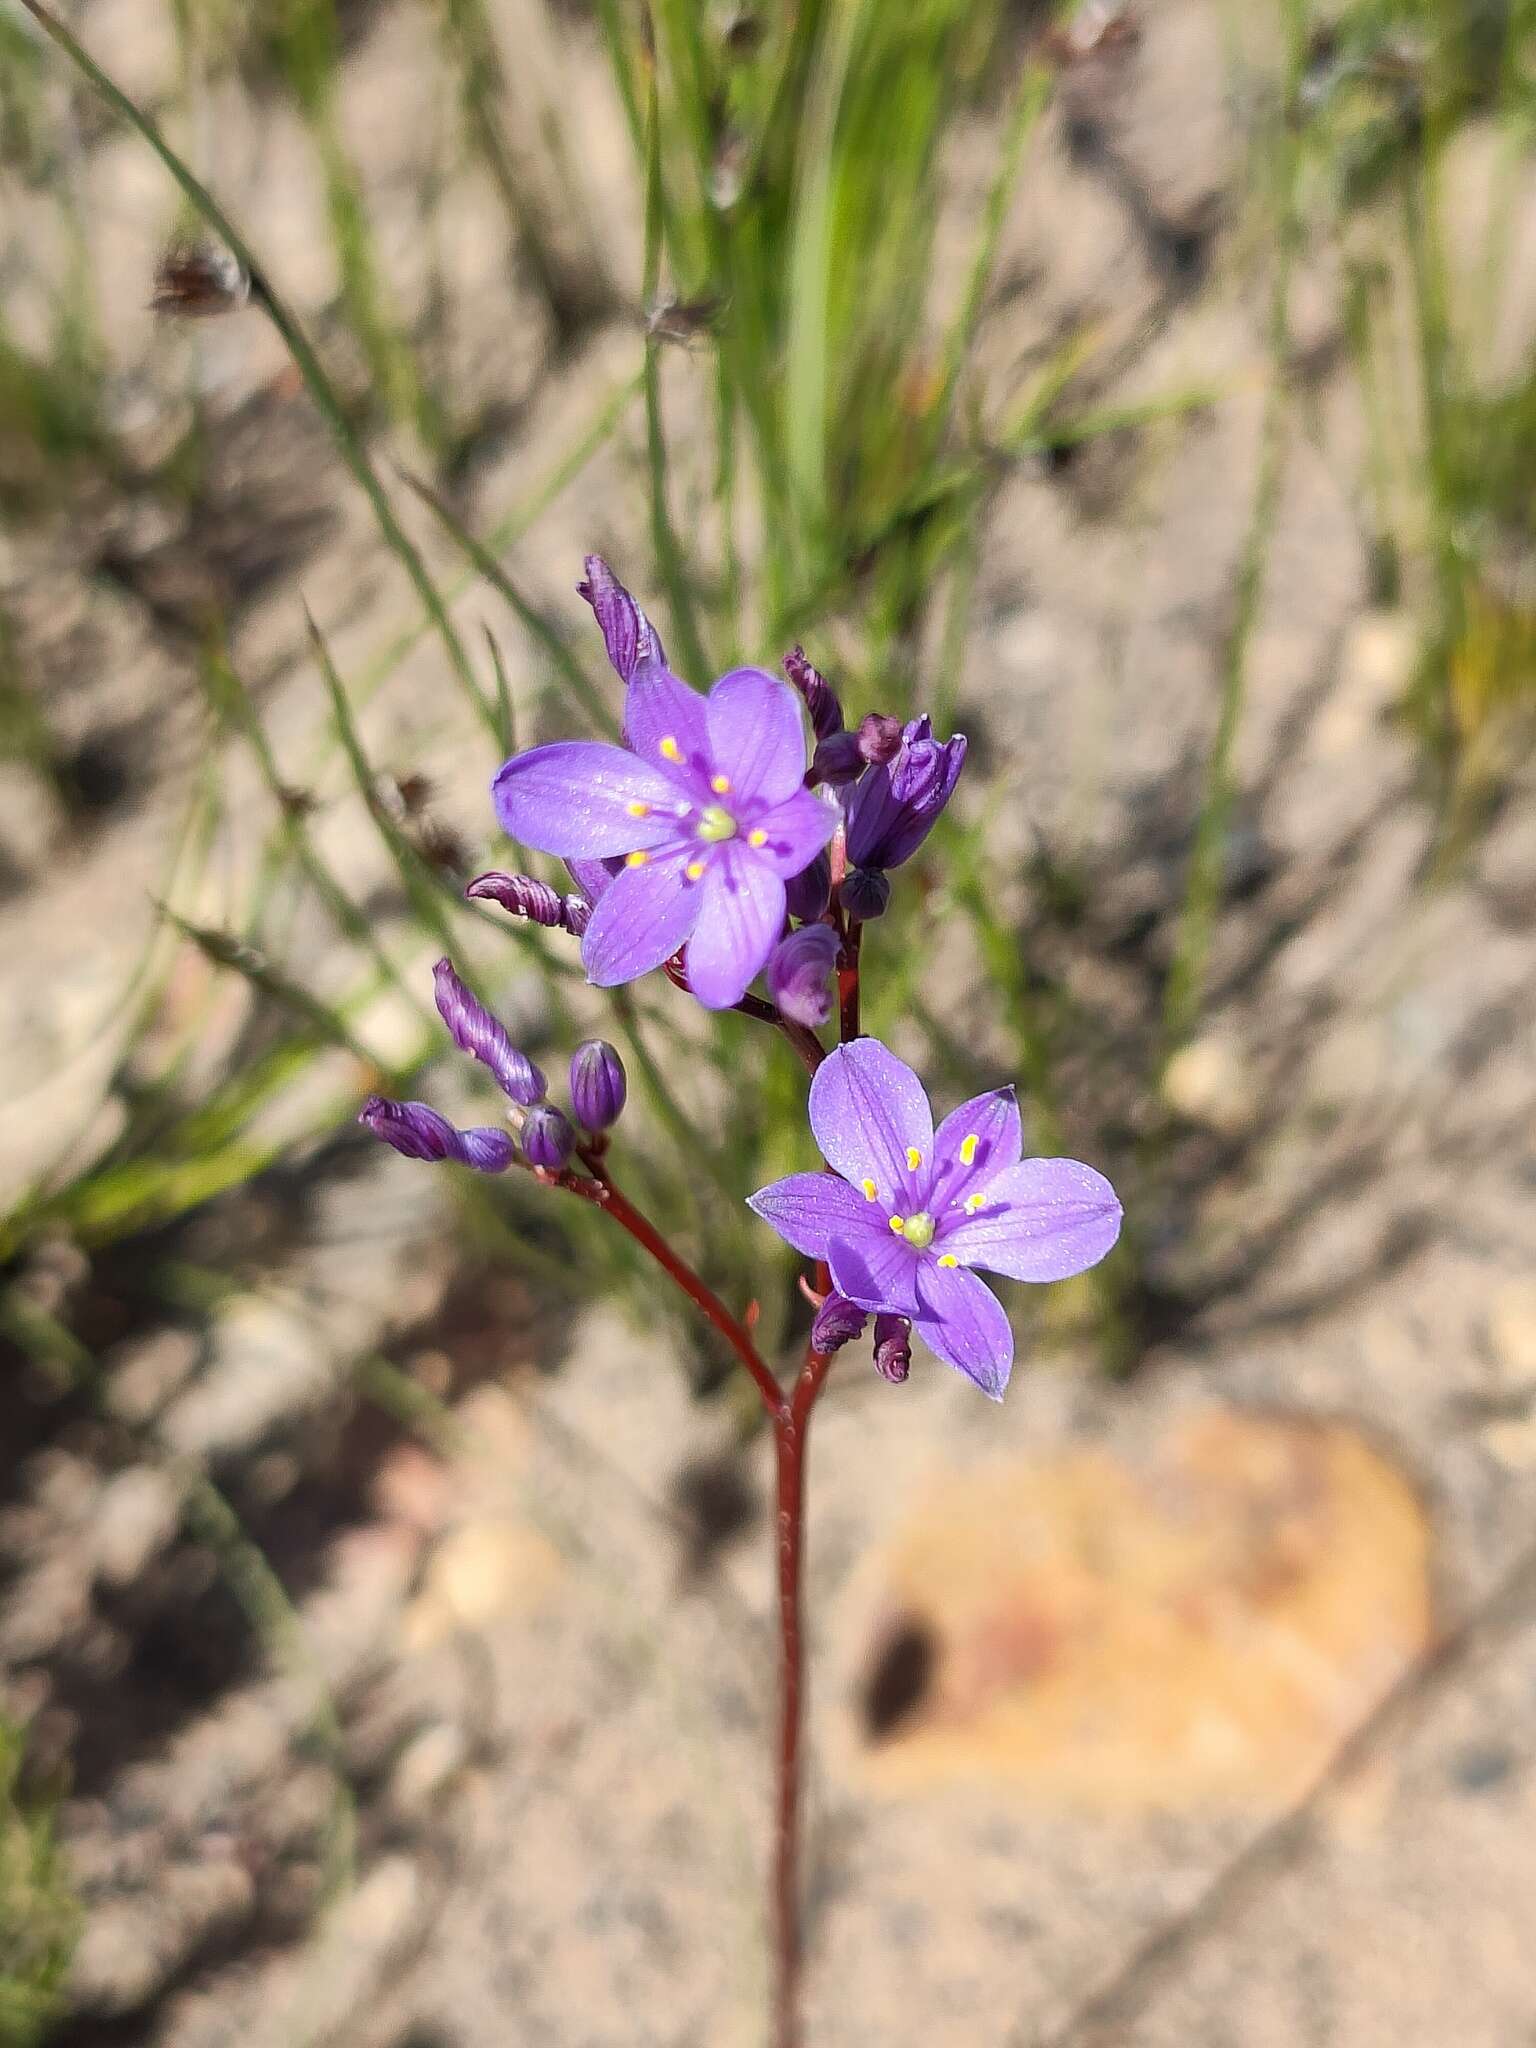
[899, 1212, 935, 1250]
[696, 805, 739, 844]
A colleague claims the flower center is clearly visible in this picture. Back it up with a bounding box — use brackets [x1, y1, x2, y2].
[697, 804, 738, 844]
[897, 1211, 935, 1250]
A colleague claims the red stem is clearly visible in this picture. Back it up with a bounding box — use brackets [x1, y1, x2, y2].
[771, 1343, 834, 2048]
[551, 1165, 783, 1417]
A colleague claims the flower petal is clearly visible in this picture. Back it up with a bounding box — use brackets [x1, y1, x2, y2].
[912, 1262, 1014, 1399]
[750, 786, 839, 879]
[684, 842, 785, 1008]
[580, 848, 701, 986]
[940, 1157, 1122, 1281]
[493, 742, 682, 858]
[746, 1171, 874, 1259]
[624, 657, 713, 788]
[828, 1225, 922, 1316]
[707, 668, 809, 806]
[807, 1038, 933, 1209]
[929, 1086, 1023, 1214]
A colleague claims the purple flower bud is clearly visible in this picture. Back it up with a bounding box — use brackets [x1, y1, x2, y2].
[783, 646, 844, 741]
[811, 1292, 868, 1354]
[466, 871, 593, 940]
[840, 866, 891, 922]
[358, 1096, 516, 1174]
[433, 959, 547, 1107]
[785, 850, 831, 925]
[810, 730, 864, 787]
[522, 1102, 576, 1171]
[845, 716, 967, 869]
[465, 871, 562, 925]
[766, 924, 841, 1029]
[577, 556, 666, 682]
[569, 1038, 627, 1130]
[856, 713, 904, 765]
[873, 1314, 912, 1384]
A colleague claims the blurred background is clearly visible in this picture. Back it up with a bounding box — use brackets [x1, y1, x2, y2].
[3, 0, 1536, 2041]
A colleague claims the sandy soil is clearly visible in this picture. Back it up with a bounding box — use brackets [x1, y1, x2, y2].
[5, 3, 1536, 2046]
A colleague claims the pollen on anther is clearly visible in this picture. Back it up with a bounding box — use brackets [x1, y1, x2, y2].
[659, 736, 683, 763]
[626, 800, 651, 818]
[711, 773, 731, 794]
[905, 1146, 922, 1171]
[963, 1191, 986, 1214]
[959, 1132, 979, 1166]
[686, 859, 705, 881]
[861, 1177, 878, 1201]
[748, 827, 768, 847]
[625, 850, 649, 868]
[888, 1215, 905, 1235]
[937, 1253, 958, 1267]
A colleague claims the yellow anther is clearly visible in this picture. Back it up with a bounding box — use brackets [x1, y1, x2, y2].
[888, 1215, 906, 1235]
[748, 827, 768, 847]
[659, 735, 682, 763]
[963, 1191, 986, 1214]
[711, 773, 731, 794]
[905, 1146, 922, 1171]
[861, 1177, 878, 1201]
[959, 1132, 979, 1166]
[626, 800, 651, 818]
[937, 1253, 958, 1267]
[625, 850, 649, 868]
[685, 859, 706, 881]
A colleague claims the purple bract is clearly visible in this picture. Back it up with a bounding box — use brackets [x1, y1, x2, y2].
[493, 659, 837, 1010]
[747, 1038, 1121, 1399]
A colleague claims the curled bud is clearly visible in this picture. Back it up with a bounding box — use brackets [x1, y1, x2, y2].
[811, 1292, 868, 1354]
[577, 556, 666, 682]
[841, 866, 891, 922]
[845, 716, 967, 870]
[766, 924, 841, 1029]
[570, 1039, 627, 1131]
[522, 1102, 577, 1172]
[358, 1096, 515, 1174]
[809, 730, 864, 787]
[873, 1314, 912, 1384]
[433, 959, 546, 1107]
[856, 712, 904, 765]
[785, 849, 831, 925]
[466, 871, 595, 939]
[783, 646, 845, 742]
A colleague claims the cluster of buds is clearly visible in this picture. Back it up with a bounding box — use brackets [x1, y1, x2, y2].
[784, 647, 966, 923]
[359, 957, 625, 1179]
[807, 1291, 913, 1384]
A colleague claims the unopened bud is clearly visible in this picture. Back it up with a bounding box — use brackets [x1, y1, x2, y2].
[569, 1039, 627, 1131]
[856, 713, 904, 765]
[522, 1103, 576, 1172]
[873, 1314, 912, 1384]
[841, 866, 891, 922]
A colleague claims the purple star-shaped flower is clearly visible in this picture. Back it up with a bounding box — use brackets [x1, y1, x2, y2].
[493, 660, 836, 1009]
[747, 1038, 1121, 1399]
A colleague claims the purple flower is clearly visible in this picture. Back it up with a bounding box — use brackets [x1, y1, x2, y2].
[493, 659, 837, 1010]
[766, 923, 841, 1029]
[358, 1096, 516, 1174]
[433, 959, 545, 1107]
[872, 1314, 912, 1384]
[811, 1292, 867, 1354]
[746, 1039, 1121, 1399]
[577, 556, 665, 682]
[522, 1102, 576, 1171]
[845, 716, 967, 870]
[570, 1039, 627, 1130]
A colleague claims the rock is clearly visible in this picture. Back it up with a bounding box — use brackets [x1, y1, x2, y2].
[1485, 1278, 1536, 1388]
[1162, 1032, 1258, 1135]
[91, 1467, 182, 1587]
